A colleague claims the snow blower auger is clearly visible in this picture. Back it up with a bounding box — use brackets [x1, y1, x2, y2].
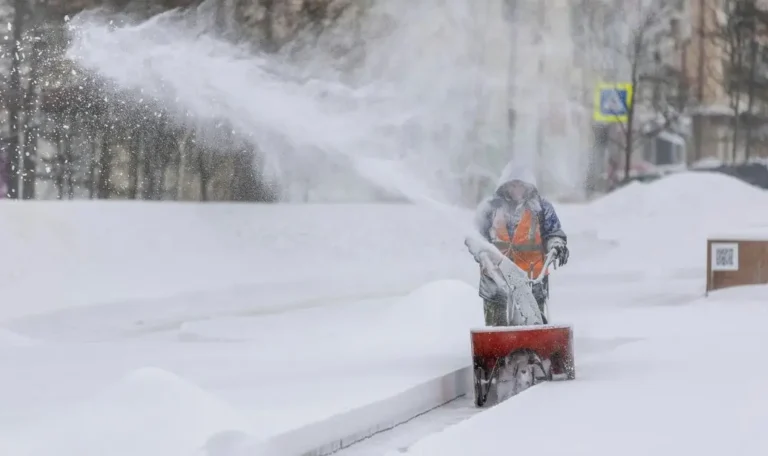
[465, 236, 575, 408]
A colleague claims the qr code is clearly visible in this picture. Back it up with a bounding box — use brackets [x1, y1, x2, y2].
[715, 247, 734, 267]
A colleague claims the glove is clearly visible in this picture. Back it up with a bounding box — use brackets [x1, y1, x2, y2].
[478, 270, 501, 302]
[546, 238, 569, 267]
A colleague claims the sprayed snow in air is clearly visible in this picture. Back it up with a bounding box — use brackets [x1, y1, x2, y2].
[62, 1, 493, 203]
[64, 0, 590, 203]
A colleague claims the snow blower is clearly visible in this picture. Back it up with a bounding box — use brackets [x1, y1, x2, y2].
[465, 235, 575, 407]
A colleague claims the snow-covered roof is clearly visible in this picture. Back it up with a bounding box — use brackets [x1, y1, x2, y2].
[708, 228, 768, 241]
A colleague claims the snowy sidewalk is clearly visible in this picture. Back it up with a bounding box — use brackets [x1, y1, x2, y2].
[0, 280, 484, 456]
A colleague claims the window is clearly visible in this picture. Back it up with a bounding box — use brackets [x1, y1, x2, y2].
[643, 138, 654, 162]
[655, 137, 675, 165]
[670, 18, 680, 39]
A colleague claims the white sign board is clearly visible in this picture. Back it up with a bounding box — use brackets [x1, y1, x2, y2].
[711, 242, 739, 271]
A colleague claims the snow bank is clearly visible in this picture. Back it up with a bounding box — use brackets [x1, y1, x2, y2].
[0, 329, 39, 347]
[178, 279, 483, 355]
[588, 171, 768, 220]
[218, 366, 472, 456]
[0, 367, 250, 456]
[0, 279, 484, 456]
[0, 201, 475, 323]
[562, 172, 768, 274]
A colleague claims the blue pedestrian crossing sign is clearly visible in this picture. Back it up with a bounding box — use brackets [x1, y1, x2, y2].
[593, 83, 633, 123]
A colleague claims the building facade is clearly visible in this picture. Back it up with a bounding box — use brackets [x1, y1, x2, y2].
[685, 0, 768, 165]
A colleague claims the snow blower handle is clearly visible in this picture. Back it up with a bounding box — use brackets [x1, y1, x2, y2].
[464, 236, 514, 294]
[529, 249, 558, 285]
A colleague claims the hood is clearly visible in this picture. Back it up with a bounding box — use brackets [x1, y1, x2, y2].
[495, 162, 538, 191]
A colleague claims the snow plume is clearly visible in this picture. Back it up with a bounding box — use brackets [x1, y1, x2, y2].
[64, 0, 589, 204]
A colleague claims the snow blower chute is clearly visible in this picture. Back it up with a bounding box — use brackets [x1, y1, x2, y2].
[465, 236, 575, 407]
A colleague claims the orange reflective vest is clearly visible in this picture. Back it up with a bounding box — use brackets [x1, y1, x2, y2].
[490, 207, 546, 277]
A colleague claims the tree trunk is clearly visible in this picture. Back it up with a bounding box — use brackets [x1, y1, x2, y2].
[176, 129, 192, 200]
[261, 0, 277, 51]
[63, 119, 74, 200]
[88, 133, 100, 199]
[695, 0, 706, 162]
[730, 26, 746, 163]
[54, 134, 65, 199]
[142, 136, 154, 200]
[97, 134, 112, 199]
[158, 156, 169, 200]
[154, 121, 173, 200]
[731, 92, 742, 163]
[5, 0, 25, 199]
[745, 38, 758, 161]
[623, 53, 639, 182]
[128, 130, 141, 199]
[22, 33, 42, 200]
[198, 147, 209, 201]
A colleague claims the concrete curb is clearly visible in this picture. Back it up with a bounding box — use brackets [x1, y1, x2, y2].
[237, 366, 473, 456]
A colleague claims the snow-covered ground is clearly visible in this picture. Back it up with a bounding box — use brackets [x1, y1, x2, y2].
[0, 202, 477, 323]
[3, 171, 768, 455]
[0, 202, 485, 455]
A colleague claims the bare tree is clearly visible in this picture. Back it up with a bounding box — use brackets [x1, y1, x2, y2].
[576, 0, 688, 182]
[4, 0, 26, 198]
[0, 0, 360, 202]
[703, 0, 768, 163]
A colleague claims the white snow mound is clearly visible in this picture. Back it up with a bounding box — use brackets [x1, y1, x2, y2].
[0, 367, 250, 456]
[589, 171, 768, 219]
[575, 172, 768, 271]
[0, 328, 40, 347]
[0, 202, 473, 324]
[177, 279, 483, 357]
[388, 279, 483, 335]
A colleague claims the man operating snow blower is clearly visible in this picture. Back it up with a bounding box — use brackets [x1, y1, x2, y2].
[473, 164, 569, 325]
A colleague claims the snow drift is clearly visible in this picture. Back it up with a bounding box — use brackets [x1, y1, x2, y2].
[0, 367, 250, 456]
[0, 201, 475, 324]
[587, 171, 768, 220]
[559, 171, 768, 274]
